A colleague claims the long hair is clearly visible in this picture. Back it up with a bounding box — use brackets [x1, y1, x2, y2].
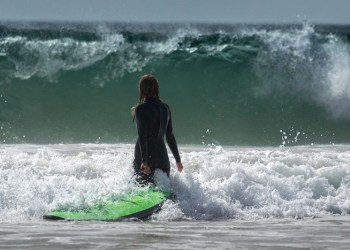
[131, 74, 160, 117]
[138, 74, 159, 102]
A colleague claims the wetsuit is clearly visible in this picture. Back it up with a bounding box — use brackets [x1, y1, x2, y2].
[133, 97, 181, 184]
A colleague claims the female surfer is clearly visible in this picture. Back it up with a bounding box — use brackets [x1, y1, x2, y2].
[132, 74, 183, 184]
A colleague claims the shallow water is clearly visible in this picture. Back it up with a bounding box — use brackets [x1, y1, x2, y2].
[1, 143, 350, 248]
[1, 216, 350, 249]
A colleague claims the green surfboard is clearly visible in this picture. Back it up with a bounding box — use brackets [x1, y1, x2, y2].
[43, 187, 172, 221]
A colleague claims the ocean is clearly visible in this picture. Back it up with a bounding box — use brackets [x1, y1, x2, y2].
[1, 22, 350, 249]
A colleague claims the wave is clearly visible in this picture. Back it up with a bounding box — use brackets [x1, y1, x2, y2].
[0, 22, 350, 145]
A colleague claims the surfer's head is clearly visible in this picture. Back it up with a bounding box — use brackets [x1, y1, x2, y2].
[138, 74, 159, 102]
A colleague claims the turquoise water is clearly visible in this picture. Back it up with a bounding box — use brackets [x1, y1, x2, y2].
[1, 22, 350, 145]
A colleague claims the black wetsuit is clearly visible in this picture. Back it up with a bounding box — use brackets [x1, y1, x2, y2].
[133, 97, 181, 183]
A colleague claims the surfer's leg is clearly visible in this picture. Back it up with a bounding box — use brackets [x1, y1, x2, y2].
[161, 164, 170, 176]
[149, 156, 170, 177]
[133, 159, 155, 185]
[159, 158, 170, 176]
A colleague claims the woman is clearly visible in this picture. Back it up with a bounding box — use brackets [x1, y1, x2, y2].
[132, 74, 183, 184]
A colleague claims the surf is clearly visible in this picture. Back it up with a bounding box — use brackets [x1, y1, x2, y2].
[1, 144, 350, 222]
[1, 22, 350, 146]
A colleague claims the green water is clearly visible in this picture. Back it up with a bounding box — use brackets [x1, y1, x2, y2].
[1, 22, 350, 145]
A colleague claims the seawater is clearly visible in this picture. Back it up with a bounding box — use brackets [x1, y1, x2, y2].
[1, 144, 350, 248]
[0, 22, 350, 145]
[1, 21, 350, 248]
[1, 144, 350, 221]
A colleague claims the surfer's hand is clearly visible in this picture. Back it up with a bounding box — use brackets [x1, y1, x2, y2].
[176, 162, 183, 173]
[140, 163, 151, 175]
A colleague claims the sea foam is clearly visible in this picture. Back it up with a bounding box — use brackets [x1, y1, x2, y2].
[0, 144, 349, 222]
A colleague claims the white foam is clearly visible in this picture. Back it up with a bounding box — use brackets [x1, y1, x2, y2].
[0, 144, 349, 222]
[246, 23, 350, 120]
[0, 30, 188, 85]
[0, 34, 126, 81]
[319, 36, 350, 119]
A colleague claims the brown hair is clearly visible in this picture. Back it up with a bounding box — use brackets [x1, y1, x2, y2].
[131, 74, 160, 117]
[138, 74, 159, 102]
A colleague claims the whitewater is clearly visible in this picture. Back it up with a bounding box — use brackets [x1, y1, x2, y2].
[1, 143, 350, 221]
[1, 22, 350, 248]
[1, 143, 350, 248]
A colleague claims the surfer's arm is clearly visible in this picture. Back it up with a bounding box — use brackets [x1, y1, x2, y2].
[135, 105, 149, 164]
[165, 108, 181, 163]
